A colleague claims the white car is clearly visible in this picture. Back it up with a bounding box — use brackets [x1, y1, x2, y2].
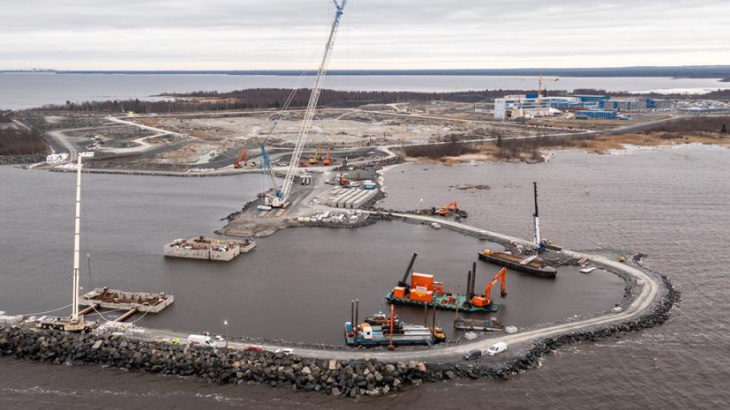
[275, 348, 294, 356]
[486, 341, 508, 356]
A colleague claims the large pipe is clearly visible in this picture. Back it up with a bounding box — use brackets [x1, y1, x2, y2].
[432, 301, 437, 329]
[472, 262, 478, 297]
[399, 253, 418, 287]
[533, 181, 541, 246]
[466, 270, 472, 298]
[355, 299, 359, 326]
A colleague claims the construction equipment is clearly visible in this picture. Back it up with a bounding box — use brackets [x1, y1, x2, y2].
[309, 147, 322, 165]
[264, 0, 348, 208]
[435, 201, 467, 218]
[233, 149, 248, 168]
[471, 267, 508, 307]
[322, 148, 332, 165]
[338, 169, 349, 186]
[536, 72, 559, 116]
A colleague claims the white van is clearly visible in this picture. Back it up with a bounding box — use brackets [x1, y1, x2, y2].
[486, 341, 508, 356]
[188, 334, 216, 347]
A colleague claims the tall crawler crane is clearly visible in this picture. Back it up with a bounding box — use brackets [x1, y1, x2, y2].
[264, 0, 348, 208]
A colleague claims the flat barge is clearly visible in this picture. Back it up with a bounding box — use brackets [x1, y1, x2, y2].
[164, 236, 255, 261]
[80, 287, 174, 313]
[454, 317, 503, 332]
[478, 249, 557, 278]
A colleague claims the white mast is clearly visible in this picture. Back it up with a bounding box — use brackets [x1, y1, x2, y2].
[266, 0, 347, 207]
[533, 181, 541, 247]
[71, 156, 82, 321]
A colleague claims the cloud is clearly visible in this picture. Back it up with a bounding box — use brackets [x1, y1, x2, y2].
[1, 0, 730, 69]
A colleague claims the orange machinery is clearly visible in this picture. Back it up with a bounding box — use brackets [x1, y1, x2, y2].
[309, 146, 322, 165]
[322, 148, 332, 165]
[471, 267, 508, 307]
[391, 253, 446, 303]
[436, 201, 460, 216]
[233, 149, 248, 168]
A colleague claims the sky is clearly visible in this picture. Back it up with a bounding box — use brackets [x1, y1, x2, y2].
[2, 0, 730, 70]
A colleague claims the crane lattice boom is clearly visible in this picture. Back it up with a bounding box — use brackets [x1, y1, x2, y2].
[266, 0, 347, 207]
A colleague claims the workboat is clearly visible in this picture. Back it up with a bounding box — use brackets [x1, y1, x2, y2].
[344, 312, 445, 346]
[478, 249, 557, 278]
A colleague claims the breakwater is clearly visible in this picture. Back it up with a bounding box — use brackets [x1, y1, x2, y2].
[0, 269, 676, 398]
[0, 327, 429, 397]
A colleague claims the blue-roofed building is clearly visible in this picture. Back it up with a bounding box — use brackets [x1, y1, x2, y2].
[575, 110, 618, 120]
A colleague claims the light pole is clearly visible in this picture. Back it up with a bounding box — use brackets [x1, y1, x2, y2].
[224, 320, 229, 348]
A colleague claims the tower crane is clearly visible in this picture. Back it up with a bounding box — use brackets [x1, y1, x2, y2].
[536, 71, 559, 117]
[265, 0, 348, 208]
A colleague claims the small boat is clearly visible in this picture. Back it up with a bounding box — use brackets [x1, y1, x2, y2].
[478, 249, 557, 278]
[430, 222, 442, 230]
[580, 266, 598, 274]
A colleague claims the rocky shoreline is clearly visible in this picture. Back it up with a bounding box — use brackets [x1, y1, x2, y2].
[0, 270, 678, 398]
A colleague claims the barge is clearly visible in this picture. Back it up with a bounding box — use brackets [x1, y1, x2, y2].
[454, 317, 503, 332]
[80, 287, 174, 313]
[345, 311, 445, 346]
[478, 249, 557, 278]
[385, 254, 505, 313]
[164, 236, 255, 261]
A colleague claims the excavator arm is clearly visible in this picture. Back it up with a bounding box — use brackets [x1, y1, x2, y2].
[472, 267, 508, 307]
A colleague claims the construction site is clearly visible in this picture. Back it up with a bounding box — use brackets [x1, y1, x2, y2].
[0, 0, 688, 401]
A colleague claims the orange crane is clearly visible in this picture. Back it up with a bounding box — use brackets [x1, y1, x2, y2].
[471, 267, 507, 307]
[322, 148, 332, 165]
[233, 149, 248, 168]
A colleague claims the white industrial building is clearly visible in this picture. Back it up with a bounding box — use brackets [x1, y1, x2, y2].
[494, 95, 580, 120]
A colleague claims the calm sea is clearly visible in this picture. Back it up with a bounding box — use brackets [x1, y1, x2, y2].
[1, 73, 729, 110]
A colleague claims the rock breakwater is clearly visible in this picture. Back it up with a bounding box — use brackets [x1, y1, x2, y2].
[0, 327, 429, 397]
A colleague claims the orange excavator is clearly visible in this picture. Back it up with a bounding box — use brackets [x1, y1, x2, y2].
[233, 149, 248, 168]
[471, 267, 508, 307]
[338, 169, 349, 186]
[322, 148, 332, 165]
[436, 201, 467, 218]
[309, 146, 322, 165]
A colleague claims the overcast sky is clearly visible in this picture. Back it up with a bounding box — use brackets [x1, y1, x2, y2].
[2, 0, 730, 70]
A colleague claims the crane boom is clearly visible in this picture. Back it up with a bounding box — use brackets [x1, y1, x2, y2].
[267, 0, 347, 207]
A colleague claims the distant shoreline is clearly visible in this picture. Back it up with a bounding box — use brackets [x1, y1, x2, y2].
[2, 66, 730, 79]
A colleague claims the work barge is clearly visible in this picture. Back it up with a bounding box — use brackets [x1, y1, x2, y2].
[385, 254, 506, 313]
[164, 236, 255, 261]
[80, 288, 174, 314]
[344, 302, 445, 347]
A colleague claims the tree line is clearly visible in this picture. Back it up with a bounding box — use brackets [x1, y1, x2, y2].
[0, 127, 49, 156]
[36, 88, 568, 114]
